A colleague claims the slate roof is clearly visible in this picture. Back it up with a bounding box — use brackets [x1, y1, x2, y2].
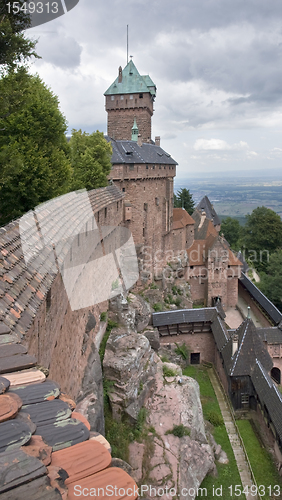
[172, 208, 194, 230]
[240, 273, 282, 325]
[193, 215, 218, 240]
[211, 313, 230, 351]
[0, 186, 124, 339]
[257, 326, 282, 344]
[252, 360, 282, 443]
[193, 196, 221, 227]
[104, 59, 156, 97]
[152, 307, 217, 327]
[107, 137, 178, 165]
[221, 317, 273, 377]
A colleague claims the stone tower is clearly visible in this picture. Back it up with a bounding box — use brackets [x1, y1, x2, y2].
[104, 59, 156, 143]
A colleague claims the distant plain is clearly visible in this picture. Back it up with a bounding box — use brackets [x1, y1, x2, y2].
[175, 169, 282, 224]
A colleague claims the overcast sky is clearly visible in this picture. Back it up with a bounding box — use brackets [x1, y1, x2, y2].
[28, 0, 282, 179]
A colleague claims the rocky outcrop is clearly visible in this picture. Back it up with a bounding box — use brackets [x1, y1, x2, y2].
[76, 343, 105, 435]
[108, 293, 151, 332]
[103, 328, 156, 422]
[143, 328, 160, 351]
[129, 360, 215, 500]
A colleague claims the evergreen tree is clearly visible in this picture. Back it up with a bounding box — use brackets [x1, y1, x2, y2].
[174, 188, 195, 215]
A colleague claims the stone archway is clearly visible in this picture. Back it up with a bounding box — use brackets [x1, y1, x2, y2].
[271, 367, 281, 385]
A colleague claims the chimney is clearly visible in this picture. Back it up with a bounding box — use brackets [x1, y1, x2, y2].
[137, 134, 142, 147]
[232, 335, 238, 356]
[118, 66, 122, 83]
[155, 136, 160, 147]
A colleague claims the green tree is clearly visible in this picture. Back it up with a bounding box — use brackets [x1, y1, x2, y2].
[220, 217, 241, 249]
[174, 188, 195, 215]
[242, 206, 282, 270]
[69, 129, 112, 191]
[259, 250, 282, 312]
[0, 2, 38, 71]
[0, 70, 72, 224]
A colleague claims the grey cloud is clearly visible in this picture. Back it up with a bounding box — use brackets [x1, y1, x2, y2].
[36, 33, 82, 68]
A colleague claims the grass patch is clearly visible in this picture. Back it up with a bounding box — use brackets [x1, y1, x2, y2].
[161, 355, 169, 363]
[163, 365, 177, 377]
[104, 401, 148, 461]
[236, 419, 282, 499]
[183, 365, 245, 499]
[99, 320, 118, 363]
[165, 424, 190, 437]
[153, 302, 162, 312]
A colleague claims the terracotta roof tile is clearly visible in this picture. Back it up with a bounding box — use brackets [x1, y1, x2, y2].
[51, 440, 112, 484]
[0, 393, 22, 422]
[67, 467, 138, 500]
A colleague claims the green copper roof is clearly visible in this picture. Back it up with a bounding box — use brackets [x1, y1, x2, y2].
[104, 60, 156, 97]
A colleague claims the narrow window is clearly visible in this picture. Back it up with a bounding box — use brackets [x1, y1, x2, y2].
[105, 207, 107, 218]
[77, 233, 80, 246]
[46, 289, 51, 312]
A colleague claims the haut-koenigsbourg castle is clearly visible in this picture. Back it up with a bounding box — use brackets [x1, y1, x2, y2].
[1, 59, 282, 483]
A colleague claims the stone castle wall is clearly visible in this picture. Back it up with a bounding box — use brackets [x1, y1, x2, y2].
[160, 332, 216, 364]
[23, 197, 124, 400]
[106, 93, 153, 142]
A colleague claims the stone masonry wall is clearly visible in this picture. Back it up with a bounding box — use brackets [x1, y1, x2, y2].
[106, 93, 153, 142]
[160, 332, 216, 364]
[113, 174, 175, 278]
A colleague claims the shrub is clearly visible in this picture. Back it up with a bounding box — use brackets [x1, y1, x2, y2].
[150, 282, 158, 289]
[206, 410, 224, 427]
[163, 365, 177, 377]
[165, 424, 190, 438]
[153, 302, 162, 312]
[174, 297, 182, 307]
[174, 342, 189, 360]
[100, 312, 107, 322]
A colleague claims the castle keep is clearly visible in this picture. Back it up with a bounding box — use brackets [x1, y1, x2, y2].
[104, 60, 242, 306]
